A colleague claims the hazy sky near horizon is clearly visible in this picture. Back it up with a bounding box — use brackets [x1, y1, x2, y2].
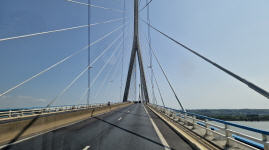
[0, 0, 269, 109]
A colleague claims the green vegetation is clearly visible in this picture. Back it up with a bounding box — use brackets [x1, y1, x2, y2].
[188, 109, 269, 121]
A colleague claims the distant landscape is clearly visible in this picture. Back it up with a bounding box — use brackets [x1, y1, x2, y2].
[188, 109, 269, 121]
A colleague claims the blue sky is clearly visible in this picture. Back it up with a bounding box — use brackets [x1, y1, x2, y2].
[0, 0, 269, 109]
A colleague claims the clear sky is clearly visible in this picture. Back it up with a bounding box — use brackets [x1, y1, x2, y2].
[0, 0, 269, 109]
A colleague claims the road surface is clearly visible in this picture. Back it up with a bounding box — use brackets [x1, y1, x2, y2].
[1, 104, 194, 150]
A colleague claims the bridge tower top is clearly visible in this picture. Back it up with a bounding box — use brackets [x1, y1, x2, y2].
[123, 0, 149, 102]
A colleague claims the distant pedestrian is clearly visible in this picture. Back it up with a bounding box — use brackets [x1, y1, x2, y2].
[108, 101, 111, 111]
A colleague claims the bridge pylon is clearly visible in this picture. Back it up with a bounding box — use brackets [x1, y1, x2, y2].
[123, 0, 149, 103]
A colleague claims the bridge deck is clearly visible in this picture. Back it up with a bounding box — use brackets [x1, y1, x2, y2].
[2, 104, 194, 150]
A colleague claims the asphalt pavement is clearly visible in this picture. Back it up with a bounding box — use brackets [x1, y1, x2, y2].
[1, 104, 194, 150]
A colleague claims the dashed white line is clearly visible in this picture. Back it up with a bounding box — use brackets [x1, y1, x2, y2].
[143, 104, 171, 150]
[82, 145, 90, 150]
[118, 117, 122, 121]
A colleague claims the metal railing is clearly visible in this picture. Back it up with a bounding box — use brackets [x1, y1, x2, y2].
[0, 102, 122, 120]
[149, 104, 269, 150]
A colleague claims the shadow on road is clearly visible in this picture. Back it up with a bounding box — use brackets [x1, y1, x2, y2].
[1, 105, 168, 150]
[2, 115, 40, 150]
[93, 116, 174, 150]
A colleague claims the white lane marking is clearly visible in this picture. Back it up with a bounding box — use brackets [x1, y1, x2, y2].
[143, 105, 170, 150]
[118, 117, 122, 121]
[127, 110, 130, 113]
[82, 145, 90, 150]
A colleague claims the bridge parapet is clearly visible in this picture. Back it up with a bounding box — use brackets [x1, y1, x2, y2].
[0, 102, 121, 121]
[0, 102, 131, 145]
[148, 104, 269, 150]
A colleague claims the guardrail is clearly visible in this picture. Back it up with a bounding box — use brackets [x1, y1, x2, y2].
[0, 102, 121, 120]
[149, 104, 269, 150]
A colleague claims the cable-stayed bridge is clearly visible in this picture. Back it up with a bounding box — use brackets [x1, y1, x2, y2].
[0, 0, 269, 150]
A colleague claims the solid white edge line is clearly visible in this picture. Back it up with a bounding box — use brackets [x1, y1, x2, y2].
[143, 104, 170, 150]
[82, 145, 90, 150]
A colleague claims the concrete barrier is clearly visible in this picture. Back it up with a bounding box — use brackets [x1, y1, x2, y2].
[0, 102, 132, 145]
[147, 104, 220, 150]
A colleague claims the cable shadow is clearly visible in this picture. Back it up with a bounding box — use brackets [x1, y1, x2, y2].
[1, 107, 97, 150]
[1, 106, 164, 150]
[93, 116, 175, 150]
[2, 115, 40, 150]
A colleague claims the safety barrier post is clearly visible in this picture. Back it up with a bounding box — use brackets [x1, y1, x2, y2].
[224, 124, 230, 147]
[262, 134, 269, 150]
[9, 110, 12, 118]
[205, 119, 208, 136]
[184, 112, 187, 125]
[192, 115, 196, 129]
[172, 111, 176, 120]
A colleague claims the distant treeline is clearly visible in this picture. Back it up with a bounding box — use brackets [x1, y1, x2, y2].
[187, 109, 269, 121]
